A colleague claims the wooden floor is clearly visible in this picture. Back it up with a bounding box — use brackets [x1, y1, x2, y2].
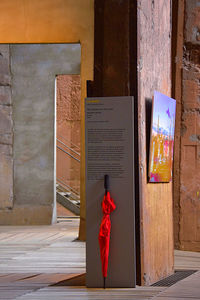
[0, 218, 199, 299]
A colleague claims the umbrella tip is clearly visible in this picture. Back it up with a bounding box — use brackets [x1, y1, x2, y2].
[103, 277, 106, 289]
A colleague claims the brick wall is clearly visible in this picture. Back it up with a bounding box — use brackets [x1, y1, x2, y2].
[179, 0, 200, 251]
[56, 75, 81, 194]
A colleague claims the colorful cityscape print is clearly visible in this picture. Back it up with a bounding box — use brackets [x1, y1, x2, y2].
[149, 91, 176, 182]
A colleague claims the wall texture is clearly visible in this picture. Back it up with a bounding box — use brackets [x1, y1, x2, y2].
[178, 0, 200, 251]
[0, 45, 13, 209]
[0, 0, 94, 229]
[57, 75, 81, 194]
[0, 44, 81, 225]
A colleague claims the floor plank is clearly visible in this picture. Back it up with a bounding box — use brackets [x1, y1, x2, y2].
[0, 219, 199, 299]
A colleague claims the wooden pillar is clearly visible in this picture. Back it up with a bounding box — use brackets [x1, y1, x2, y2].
[88, 0, 134, 96]
[137, 0, 174, 285]
[172, 0, 184, 250]
[88, 0, 173, 285]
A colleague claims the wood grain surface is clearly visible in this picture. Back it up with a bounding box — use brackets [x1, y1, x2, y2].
[0, 219, 199, 299]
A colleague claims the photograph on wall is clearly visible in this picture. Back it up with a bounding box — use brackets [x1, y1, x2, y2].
[149, 91, 176, 182]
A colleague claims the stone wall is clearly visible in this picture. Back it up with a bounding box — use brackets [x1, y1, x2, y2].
[0, 0, 94, 235]
[0, 45, 13, 209]
[0, 44, 81, 225]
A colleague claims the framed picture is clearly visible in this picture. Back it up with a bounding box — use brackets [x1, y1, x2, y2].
[149, 91, 176, 182]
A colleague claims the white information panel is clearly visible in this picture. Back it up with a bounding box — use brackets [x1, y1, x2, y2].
[85, 97, 135, 288]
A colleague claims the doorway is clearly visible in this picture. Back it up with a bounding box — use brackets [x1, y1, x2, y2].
[56, 75, 81, 220]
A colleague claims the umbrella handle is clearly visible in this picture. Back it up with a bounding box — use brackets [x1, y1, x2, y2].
[104, 174, 110, 193]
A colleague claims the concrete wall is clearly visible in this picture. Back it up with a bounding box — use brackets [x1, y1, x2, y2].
[0, 45, 13, 210]
[0, 44, 80, 225]
[0, 0, 94, 229]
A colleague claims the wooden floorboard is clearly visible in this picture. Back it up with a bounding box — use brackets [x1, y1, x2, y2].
[174, 249, 200, 270]
[0, 219, 199, 299]
[14, 286, 166, 300]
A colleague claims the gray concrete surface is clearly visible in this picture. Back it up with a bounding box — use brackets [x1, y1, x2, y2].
[0, 45, 13, 209]
[10, 44, 81, 223]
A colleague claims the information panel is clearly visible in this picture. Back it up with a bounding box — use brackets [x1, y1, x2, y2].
[85, 97, 135, 288]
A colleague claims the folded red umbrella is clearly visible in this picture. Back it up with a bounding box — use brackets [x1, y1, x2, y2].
[98, 175, 116, 288]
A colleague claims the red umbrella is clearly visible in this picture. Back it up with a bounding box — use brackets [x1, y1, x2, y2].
[98, 175, 116, 288]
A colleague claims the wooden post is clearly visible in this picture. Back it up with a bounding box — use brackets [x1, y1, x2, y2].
[88, 0, 173, 285]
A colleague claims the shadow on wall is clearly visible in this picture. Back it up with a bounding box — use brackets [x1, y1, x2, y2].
[145, 97, 152, 180]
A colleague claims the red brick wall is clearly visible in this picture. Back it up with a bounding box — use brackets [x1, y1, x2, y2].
[56, 75, 81, 194]
[178, 0, 200, 251]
